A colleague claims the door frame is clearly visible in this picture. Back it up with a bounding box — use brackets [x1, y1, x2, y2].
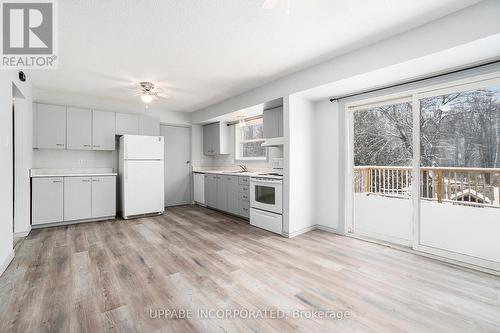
[160, 123, 192, 207]
[344, 71, 500, 272]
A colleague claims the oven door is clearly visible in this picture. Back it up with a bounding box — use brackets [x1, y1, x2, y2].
[250, 178, 282, 214]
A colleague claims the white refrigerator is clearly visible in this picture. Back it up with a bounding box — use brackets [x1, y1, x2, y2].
[119, 135, 165, 219]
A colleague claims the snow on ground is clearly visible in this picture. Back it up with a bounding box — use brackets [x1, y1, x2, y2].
[354, 193, 500, 263]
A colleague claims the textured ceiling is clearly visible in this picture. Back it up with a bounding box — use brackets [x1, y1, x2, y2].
[28, 0, 481, 112]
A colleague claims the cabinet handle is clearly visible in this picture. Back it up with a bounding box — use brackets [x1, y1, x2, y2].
[56, 144, 65, 147]
[82, 179, 91, 182]
[83, 144, 91, 147]
[93, 145, 100, 148]
[92, 179, 100, 182]
[52, 180, 62, 183]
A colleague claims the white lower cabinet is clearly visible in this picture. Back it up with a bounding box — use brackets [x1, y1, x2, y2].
[64, 177, 92, 221]
[32, 175, 116, 226]
[32, 177, 64, 225]
[205, 174, 218, 208]
[198, 173, 249, 219]
[92, 176, 116, 218]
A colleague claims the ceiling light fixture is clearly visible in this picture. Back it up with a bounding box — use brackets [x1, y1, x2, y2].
[141, 93, 153, 104]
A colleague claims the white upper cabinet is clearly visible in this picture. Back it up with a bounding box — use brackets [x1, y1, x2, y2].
[34, 103, 67, 149]
[263, 106, 283, 138]
[139, 115, 160, 136]
[203, 122, 229, 156]
[67, 107, 92, 150]
[66, 108, 115, 151]
[116, 113, 139, 135]
[92, 110, 115, 150]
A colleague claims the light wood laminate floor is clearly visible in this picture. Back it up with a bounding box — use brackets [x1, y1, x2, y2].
[1, 205, 499, 332]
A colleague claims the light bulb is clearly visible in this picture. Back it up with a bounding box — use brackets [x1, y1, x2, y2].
[141, 94, 153, 104]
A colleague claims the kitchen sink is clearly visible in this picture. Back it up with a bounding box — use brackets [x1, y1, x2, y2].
[222, 170, 251, 173]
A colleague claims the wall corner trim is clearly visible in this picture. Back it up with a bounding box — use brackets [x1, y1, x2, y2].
[0, 250, 15, 277]
[14, 226, 31, 238]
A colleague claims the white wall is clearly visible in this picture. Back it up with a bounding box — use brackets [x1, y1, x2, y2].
[14, 85, 33, 236]
[314, 100, 341, 232]
[1, 71, 32, 275]
[190, 0, 500, 124]
[284, 95, 316, 236]
[33, 149, 117, 169]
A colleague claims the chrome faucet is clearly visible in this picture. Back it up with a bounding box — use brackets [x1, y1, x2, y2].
[238, 164, 248, 172]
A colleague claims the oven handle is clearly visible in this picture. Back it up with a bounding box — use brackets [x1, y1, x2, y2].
[250, 178, 282, 183]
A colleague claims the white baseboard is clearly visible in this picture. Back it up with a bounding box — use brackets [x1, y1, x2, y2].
[31, 216, 116, 229]
[315, 224, 343, 235]
[14, 225, 31, 238]
[0, 250, 15, 277]
[283, 225, 317, 238]
[282, 224, 343, 238]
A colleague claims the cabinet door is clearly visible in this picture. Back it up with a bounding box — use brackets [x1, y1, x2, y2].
[92, 176, 116, 218]
[276, 107, 284, 137]
[32, 177, 64, 225]
[93, 110, 115, 150]
[193, 173, 205, 204]
[225, 175, 239, 215]
[64, 177, 92, 221]
[205, 174, 217, 208]
[36, 103, 66, 149]
[263, 107, 279, 138]
[139, 116, 160, 136]
[212, 123, 221, 155]
[203, 124, 213, 155]
[67, 107, 92, 150]
[115, 113, 139, 135]
[216, 175, 227, 211]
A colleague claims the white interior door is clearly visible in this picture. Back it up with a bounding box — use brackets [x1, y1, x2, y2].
[161, 125, 191, 207]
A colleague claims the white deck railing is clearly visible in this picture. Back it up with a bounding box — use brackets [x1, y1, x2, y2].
[354, 166, 500, 208]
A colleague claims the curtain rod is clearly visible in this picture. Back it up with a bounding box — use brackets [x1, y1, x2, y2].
[329, 59, 500, 103]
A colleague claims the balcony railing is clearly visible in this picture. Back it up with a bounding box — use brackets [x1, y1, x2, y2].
[354, 166, 500, 208]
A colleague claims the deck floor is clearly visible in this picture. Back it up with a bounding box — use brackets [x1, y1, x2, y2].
[1, 205, 499, 332]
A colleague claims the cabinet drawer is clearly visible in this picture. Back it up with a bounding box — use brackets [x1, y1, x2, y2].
[239, 200, 250, 218]
[238, 176, 249, 185]
[239, 191, 249, 201]
[239, 185, 249, 194]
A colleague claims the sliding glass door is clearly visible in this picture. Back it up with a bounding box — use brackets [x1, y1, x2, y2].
[417, 82, 500, 269]
[351, 99, 413, 246]
[349, 75, 500, 270]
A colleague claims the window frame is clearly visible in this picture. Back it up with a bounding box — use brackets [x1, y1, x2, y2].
[344, 71, 500, 272]
[234, 117, 268, 161]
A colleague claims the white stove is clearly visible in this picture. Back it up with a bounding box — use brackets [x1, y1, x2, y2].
[249, 158, 283, 235]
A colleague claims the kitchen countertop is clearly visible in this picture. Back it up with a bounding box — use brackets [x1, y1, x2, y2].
[193, 169, 283, 179]
[30, 168, 117, 178]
